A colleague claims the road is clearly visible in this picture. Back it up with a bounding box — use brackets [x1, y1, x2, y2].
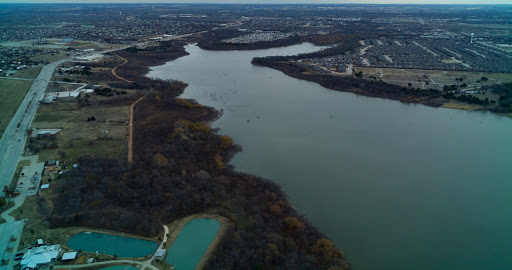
[0, 30, 206, 269]
[0, 155, 43, 270]
[0, 44, 135, 189]
[0, 59, 67, 190]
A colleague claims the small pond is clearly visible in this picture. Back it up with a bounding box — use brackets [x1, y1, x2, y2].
[166, 218, 220, 270]
[67, 232, 158, 257]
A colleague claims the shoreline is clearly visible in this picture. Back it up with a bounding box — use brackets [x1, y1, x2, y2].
[131, 41, 350, 269]
[252, 59, 511, 118]
[48, 39, 351, 269]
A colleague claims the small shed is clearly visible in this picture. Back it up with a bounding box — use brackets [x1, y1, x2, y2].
[61, 252, 77, 261]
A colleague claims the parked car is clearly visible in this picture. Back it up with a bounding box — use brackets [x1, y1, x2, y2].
[19, 182, 23, 188]
[14, 253, 23, 260]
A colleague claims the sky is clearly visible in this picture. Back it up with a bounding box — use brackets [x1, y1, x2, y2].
[0, 0, 510, 4]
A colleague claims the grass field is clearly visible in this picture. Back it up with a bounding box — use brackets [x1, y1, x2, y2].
[8, 66, 42, 79]
[29, 51, 68, 63]
[356, 67, 512, 91]
[0, 79, 32, 138]
[46, 82, 82, 93]
[67, 41, 91, 47]
[31, 102, 129, 162]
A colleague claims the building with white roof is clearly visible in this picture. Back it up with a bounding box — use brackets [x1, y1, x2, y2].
[21, 244, 61, 270]
[61, 251, 77, 261]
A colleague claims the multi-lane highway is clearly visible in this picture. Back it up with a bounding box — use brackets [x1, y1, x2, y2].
[0, 32, 206, 190]
[0, 59, 68, 190]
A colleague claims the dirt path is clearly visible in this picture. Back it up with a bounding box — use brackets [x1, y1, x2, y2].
[111, 53, 134, 83]
[128, 96, 144, 163]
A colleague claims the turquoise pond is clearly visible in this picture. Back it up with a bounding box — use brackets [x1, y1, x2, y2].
[166, 218, 220, 270]
[67, 232, 157, 257]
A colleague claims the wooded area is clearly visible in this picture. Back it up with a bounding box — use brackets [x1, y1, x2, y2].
[48, 41, 350, 270]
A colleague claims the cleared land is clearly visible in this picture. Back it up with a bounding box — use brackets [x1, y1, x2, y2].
[355, 67, 512, 90]
[30, 102, 129, 162]
[8, 66, 43, 79]
[45, 82, 82, 93]
[0, 79, 33, 138]
[29, 51, 69, 63]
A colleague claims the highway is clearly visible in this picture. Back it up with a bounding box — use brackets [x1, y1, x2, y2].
[0, 59, 67, 190]
[0, 31, 205, 191]
[0, 29, 213, 270]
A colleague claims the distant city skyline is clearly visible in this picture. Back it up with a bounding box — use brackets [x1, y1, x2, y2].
[0, 0, 511, 5]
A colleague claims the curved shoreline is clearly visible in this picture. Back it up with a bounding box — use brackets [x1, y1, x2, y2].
[251, 60, 512, 118]
[48, 39, 350, 270]
[139, 41, 349, 269]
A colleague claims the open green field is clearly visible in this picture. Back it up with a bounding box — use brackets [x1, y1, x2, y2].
[31, 102, 129, 162]
[8, 66, 42, 79]
[29, 51, 68, 63]
[67, 41, 91, 47]
[0, 79, 32, 138]
[356, 67, 512, 92]
[46, 82, 82, 93]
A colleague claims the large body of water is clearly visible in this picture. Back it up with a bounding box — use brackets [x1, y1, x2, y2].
[67, 232, 157, 258]
[148, 43, 512, 270]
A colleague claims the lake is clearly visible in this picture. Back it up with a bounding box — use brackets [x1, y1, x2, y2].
[148, 43, 512, 270]
[67, 232, 158, 258]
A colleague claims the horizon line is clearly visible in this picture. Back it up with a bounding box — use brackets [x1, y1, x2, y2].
[1, 2, 511, 4]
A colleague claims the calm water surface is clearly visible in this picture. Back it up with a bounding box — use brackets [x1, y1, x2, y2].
[165, 218, 220, 270]
[148, 43, 512, 270]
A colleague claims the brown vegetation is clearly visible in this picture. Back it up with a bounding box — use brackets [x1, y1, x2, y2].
[48, 41, 350, 269]
[113, 40, 189, 82]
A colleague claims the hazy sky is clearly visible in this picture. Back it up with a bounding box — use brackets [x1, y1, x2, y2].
[0, 0, 510, 4]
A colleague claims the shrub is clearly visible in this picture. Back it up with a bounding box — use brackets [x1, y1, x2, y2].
[175, 98, 201, 109]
